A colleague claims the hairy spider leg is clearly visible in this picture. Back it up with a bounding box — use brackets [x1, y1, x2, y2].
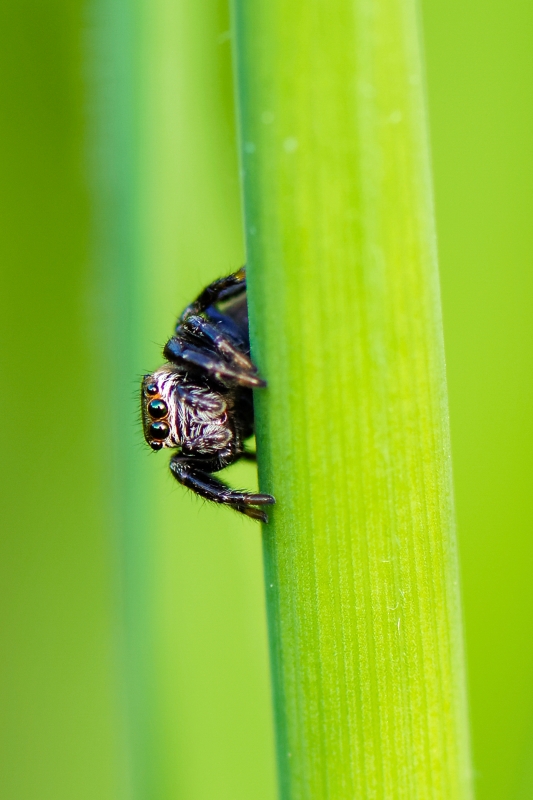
[239, 450, 257, 461]
[164, 337, 265, 389]
[169, 456, 274, 522]
[180, 314, 259, 375]
[178, 267, 246, 323]
[203, 305, 248, 347]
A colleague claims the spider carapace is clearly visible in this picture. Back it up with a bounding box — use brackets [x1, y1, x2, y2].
[140, 268, 275, 522]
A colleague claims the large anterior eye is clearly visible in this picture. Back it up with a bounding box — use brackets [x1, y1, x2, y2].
[150, 421, 170, 440]
[148, 399, 167, 419]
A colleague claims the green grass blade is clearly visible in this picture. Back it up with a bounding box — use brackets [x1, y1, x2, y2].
[232, 1, 473, 797]
[0, 3, 128, 798]
[94, 0, 276, 797]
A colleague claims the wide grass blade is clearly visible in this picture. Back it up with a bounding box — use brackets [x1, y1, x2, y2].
[232, 1, 473, 797]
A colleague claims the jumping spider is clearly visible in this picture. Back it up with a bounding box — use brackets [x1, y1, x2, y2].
[140, 267, 275, 522]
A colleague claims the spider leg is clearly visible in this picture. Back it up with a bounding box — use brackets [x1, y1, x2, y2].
[178, 267, 246, 323]
[180, 315, 259, 375]
[239, 450, 257, 462]
[164, 337, 266, 388]
[169, 456, 274, 522]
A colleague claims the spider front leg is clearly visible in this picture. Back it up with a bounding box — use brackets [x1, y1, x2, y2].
[239, 450, 257, 461]
[180, 314, 259, 374]
[164, 337, 266, 388]
[169, 456, 274, 522]
[178, 267, 246, 323]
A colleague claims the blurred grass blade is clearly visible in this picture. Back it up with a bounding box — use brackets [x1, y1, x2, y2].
[232, 1, 473, 797]
[94, 0, 276, 797]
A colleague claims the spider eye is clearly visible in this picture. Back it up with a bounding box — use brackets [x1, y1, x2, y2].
[148, 399, 167, 419]
[150, 421, 170, 440]
[150, 440, 163, 451]
[146, 382, 158, 395]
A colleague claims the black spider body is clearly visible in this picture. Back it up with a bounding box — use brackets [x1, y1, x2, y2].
[140, 268, 274, 522]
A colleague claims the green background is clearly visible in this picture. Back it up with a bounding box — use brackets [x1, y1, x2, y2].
[0, 0, 531, 798]
[423, 1, 533, 796]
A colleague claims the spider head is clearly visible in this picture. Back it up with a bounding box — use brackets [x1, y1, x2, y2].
[141, 369, 180, 450]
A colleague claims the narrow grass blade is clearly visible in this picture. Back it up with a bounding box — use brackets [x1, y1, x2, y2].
[93, 0, 277, 797]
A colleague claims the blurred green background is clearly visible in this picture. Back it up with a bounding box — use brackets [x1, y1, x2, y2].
[422, 0, 533, 796]
[0, 1, 531, 799]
